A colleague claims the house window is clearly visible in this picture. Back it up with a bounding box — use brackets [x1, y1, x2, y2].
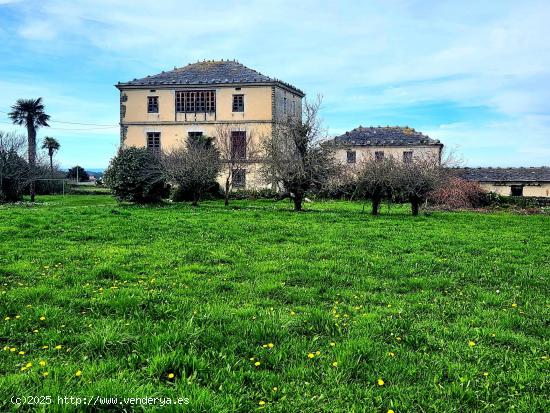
[292, 100, 296, 115]
[231, 131, 246, 159]
[375, 151, 384, 161]
[232, 94, 244, 112]
[146, 132, 161, 152]
[147, 96, 159, 113]
[232, 169, 246, 187]
[511, 185, 523, 196]
[403, 151, 413, 163]
[175, 90, 215, 113]
[346, 150, 356, 164]
[188, 131, 203, 140]
[283, 97, 287, 114]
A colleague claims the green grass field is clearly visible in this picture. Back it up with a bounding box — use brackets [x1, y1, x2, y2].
[1, 196, 549, 412]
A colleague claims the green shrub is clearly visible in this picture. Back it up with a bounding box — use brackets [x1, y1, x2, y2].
[104, 147, 167, 203]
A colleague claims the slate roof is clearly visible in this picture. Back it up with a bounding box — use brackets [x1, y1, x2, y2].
[455, 167, 550, 183]
[117, 60, 304, 96]
[333, 126, 442, 147]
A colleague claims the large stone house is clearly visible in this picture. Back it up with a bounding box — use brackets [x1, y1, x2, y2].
[457, 167, 550, 197]
[332, 126, 443, 166]
[116, 60, 304, 188]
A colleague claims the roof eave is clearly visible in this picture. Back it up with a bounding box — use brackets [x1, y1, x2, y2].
[116, 80, 304, 96]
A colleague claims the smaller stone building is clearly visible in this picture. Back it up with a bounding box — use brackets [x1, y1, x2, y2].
[457, 167, 550, 198]
[332, 126, 443, 165]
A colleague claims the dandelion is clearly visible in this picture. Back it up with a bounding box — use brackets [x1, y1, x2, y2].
[388, 410, 395, 413]
[315, 351, 321, 355]
[262, 344, 268, 348]
[10, 347, 16, 352]
[272, 387, 278, 391]
[483, 372, 489, 377]
[511, 303, 517, 308]
[330, 342, 336, 347]
[468, 341, 476, 347]
[39, 316, 46, 321]
[332, 361, 338, 367]
[308, 353, 315, 359]
[75, 370, 82, 377]
[15, 315, 21, 319]
[388, 352, 395, 357]
[55, 345, 62, 350]
[4, 316, 10, 321]
[18, 351, 25, 355]
[290, 311, 296, 316]
[249, 357, 255, 361]
[254, 361, 261, 367]
[2, 346, 8, 351]
[267, 343, 274, 348]
[377, 378, 385, 386]
[42, 372, 49, 377]
[396, 337, 402, 342]
[259, 400, 266, 406]
[167, 373, 174, 379]
[26, 362, 32, 368]
[20, 366, 27, 372]
[33, 329, 39, 333]
[42, 345, 49, 349]
[39, 360, 47, 367]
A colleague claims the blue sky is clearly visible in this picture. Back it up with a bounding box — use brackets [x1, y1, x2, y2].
[1, 0, 549, 169]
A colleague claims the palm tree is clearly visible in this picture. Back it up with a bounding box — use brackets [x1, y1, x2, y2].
[42, 137, 60, 178]
[8, 98, 50, 202]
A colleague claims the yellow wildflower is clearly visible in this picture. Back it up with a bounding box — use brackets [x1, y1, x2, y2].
[308, 353, 315, 359]
[272, 387, 278, 391]
[388, 352, 395, 357]
[39, 360, 47, 367]
[330, 342, 336, 347]
[75, 370, 82, 377]
[377, 378, 385, 386]
[39, 316, 46, 321]
[259, 400, 266, 406]
[55, 345, 62, 350]
[254, 361, 261, 367]
[167, 373, 174, 379]
[18, 351, 25, 355]
[468, 341, 476, 347]
[332, 361, 338, 367]
[42, 372, 49, 377]
[267, 343, 274, 348]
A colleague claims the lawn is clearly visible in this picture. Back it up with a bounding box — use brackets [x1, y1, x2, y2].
[0, 196, 549, 412]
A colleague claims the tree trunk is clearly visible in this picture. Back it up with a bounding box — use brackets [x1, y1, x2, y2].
[372, 196, 381, 215]
[411, 197, 420, 216]
[192, 191, 198, 206]
[293, 190, 303, 212]
[224, 176, 230, 206]
[27, 121, 36, 203]
[49, 151, 54, 179]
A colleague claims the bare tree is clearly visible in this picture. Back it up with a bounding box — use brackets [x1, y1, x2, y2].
[215, 124, 259, 206]
[397, 154, 443, 216]
[355, 156, 400, 215]
[0, 131, 31, 203]
[163, 135, 221, 206]
[260, 97, 339, 211]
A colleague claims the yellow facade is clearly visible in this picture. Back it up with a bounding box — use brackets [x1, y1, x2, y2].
[118, 82, 303, 189]
[480, 183, 550, 197]
[334, 145, 442, 166]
